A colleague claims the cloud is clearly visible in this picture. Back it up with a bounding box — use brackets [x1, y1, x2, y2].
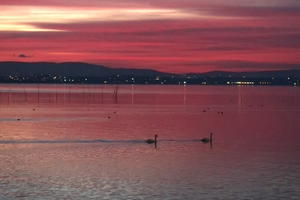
[0, 1, 299, 73]
[1, 0, 300, 7]
[0, 6, 201, 32]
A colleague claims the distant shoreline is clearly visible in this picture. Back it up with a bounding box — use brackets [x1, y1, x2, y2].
[1, 61, 299, 86]
[0, 82, 298, 86]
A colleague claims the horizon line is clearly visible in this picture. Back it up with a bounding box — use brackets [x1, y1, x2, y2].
[1, 60, 299, 75]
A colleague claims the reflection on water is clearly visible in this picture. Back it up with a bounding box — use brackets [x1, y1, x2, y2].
[0, 84, 300, 199]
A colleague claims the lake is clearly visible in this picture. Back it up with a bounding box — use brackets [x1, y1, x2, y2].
[0, 84, 299, 200]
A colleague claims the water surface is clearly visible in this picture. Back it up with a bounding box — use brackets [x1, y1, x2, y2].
[0, 84, 299, 199]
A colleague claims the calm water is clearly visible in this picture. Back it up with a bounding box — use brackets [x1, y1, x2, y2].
[0, 84, 299, 200]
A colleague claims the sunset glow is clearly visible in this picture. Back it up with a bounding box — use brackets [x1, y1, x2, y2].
[0, 6, 200, 32]
[0, 0, 299, 73]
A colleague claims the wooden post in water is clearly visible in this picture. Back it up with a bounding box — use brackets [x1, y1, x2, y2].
[113, 85, 119, 104]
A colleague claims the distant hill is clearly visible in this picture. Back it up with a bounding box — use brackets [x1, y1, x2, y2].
[195, 70, 300, 78]
[0, 61, 168, 77]
[0, 61, 299, 85]
[1, 61, 300, 77]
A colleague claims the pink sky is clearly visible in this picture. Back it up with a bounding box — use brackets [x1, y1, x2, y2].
[0, 0, 300, 73]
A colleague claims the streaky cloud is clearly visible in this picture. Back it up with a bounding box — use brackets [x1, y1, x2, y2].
[0, 6, 201, 32]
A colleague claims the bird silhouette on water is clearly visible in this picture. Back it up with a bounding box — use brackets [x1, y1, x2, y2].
[200, 133, 213, 143]
[145, 134, 158, 144]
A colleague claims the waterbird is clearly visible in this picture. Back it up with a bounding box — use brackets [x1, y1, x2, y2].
[200, 133, 213, 143]
[145, 134, 158, 144]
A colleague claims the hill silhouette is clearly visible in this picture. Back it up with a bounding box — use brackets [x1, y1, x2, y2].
[0, 61, 299, 85]
[0, 61, 167, 77]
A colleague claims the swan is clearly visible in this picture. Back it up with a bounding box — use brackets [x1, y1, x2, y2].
[145, 134, 158, 144]
[200, 133, 213, 143]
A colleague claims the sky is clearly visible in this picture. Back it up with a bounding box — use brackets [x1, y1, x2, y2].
[0, 0, 300, 73]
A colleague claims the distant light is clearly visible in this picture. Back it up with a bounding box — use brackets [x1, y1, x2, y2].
[234, 81, 254, 85]
[183, 81, 187, 84]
